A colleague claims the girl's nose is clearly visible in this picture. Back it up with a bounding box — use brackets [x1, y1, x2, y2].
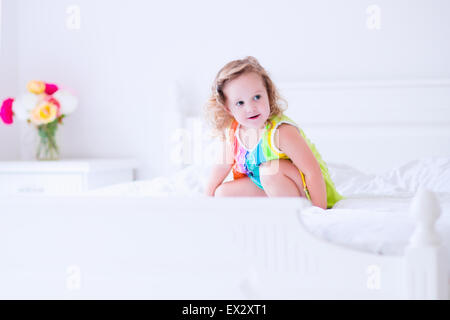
[247, 101, 257, 112]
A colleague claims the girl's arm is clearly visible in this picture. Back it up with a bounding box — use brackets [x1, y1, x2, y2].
[204, 137, 234, 196]
[277, 124, 327, 209]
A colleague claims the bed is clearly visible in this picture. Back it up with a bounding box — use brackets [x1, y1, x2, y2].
[0, 79, 449, 299]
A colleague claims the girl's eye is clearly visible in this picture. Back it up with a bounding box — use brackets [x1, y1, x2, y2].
[236, 101, 244, 107]
[254, 95, 261, 101]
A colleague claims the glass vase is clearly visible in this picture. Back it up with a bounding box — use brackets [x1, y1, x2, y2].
[36, 120, 59, 161]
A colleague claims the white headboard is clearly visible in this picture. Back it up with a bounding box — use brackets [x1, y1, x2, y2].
[277, 79, 450, 174]
[174, 79, 450, 175]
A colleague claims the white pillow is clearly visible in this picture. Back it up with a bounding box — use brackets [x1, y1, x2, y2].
[327, 162, 409, 197]
[381, 157, 450, 194]
[329, 157, 450, 197]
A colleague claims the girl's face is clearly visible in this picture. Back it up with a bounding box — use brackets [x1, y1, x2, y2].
[223, 72, 271, 130]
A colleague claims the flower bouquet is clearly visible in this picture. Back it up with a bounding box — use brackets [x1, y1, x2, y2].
[0, 81, 78, 160]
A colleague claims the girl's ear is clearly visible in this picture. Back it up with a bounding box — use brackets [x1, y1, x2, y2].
[223, 102, 232, 115]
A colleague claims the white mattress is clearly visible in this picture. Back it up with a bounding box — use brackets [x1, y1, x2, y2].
[89, 157, 450, 256]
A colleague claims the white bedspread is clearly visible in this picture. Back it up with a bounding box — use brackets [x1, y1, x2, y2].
[89, 157, 450, 256]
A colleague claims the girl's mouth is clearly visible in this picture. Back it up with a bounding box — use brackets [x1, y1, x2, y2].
[248, 114, 260, 120]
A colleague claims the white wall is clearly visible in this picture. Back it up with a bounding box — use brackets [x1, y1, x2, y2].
[1, 0, 450, 178]
[0, 0, 19, 160]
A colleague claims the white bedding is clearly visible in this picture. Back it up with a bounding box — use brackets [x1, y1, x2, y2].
[301, 193, 450, 256]
[89, 157, 450, 256]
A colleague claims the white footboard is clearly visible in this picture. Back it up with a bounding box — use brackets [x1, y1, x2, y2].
[0, 191, 447, 299]
[235, 190, 448, 300]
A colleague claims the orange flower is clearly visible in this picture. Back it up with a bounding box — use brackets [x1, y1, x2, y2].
[30, 100, 59, 125]
[27, 80, 46, 94]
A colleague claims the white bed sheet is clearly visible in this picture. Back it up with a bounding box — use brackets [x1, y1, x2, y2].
[89, 157, 450, 257]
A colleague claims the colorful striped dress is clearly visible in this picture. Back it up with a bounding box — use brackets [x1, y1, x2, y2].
[227, 114, 343, 209]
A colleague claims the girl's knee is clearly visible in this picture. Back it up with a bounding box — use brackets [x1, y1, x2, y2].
[260, 159, 298, 186]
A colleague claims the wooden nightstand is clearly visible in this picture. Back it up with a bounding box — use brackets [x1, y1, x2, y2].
[0, 158, 137, 195]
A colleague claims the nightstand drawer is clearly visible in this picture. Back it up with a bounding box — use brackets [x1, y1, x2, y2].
[0, 159, 136, 195]
[0, 173, 84, 195]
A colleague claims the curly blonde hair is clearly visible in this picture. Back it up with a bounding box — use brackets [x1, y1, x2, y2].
[205, 56, 287, 140]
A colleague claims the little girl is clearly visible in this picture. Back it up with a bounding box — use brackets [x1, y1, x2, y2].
[204, 56, 343, 209]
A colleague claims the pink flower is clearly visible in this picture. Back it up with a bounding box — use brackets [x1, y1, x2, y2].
[0, 98, 14, 125]
[45, 83, 59, 95]
[43, 95, 61, 117]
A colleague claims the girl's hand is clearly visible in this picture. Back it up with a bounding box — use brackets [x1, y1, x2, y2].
[204, 164, 232, 197]
[204, 187, 217, 197]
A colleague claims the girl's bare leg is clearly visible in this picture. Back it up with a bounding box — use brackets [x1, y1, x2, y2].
[214, 177, 267, 197]
[259, 159, 307, 198]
